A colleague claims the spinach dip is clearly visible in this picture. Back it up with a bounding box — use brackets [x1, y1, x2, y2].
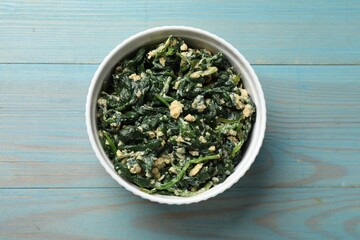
[97, 36, 256, 196]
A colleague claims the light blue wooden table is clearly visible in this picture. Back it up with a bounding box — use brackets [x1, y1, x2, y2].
[1, 1, 360, 239]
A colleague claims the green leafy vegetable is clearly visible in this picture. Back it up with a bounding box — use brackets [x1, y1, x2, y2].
[149, 154, 221, 193]
[97, 36, 256, 196]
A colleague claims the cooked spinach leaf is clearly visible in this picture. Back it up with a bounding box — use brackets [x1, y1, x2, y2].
[97, 36, 256, 196]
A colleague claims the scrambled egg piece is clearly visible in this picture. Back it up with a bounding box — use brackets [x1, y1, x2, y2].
[169, 100, 184, 119]
[184, 114, 196, 122]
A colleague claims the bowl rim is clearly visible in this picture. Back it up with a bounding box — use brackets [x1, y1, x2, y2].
[86, 26, 266, 205]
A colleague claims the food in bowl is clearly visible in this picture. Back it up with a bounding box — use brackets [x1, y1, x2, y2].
[96, 36, 256, 196]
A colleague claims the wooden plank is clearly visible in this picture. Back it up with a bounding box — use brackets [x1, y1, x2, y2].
[0, 188, 359, 239]
[0, 64, 117, 187]
[0, 64, 359, 188]
[0, 0, 360, 64]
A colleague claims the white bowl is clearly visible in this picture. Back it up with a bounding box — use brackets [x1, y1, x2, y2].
[86, 26, 266, 205]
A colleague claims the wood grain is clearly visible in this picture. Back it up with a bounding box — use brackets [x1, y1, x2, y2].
[1, 1, 360, 238]
[0, 0, 359, 64]
[1, 64, 359, 188]
[0, 188, 359, 239]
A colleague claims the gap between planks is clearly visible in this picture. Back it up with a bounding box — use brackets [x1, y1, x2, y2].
[1, 63, 360, 66]
[0, 186, 359, 190]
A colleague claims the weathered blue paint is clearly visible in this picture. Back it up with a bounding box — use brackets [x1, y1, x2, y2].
[1, 0, 360, 239]
[0, 0, 359, 64]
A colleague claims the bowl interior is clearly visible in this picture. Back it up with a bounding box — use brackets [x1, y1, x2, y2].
[86, 26, 266, 204]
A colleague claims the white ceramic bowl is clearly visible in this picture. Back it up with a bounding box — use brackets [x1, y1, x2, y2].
[86, 26, 266, 205]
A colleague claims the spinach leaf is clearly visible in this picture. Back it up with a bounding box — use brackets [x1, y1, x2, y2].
[97, 36, 256, 196]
